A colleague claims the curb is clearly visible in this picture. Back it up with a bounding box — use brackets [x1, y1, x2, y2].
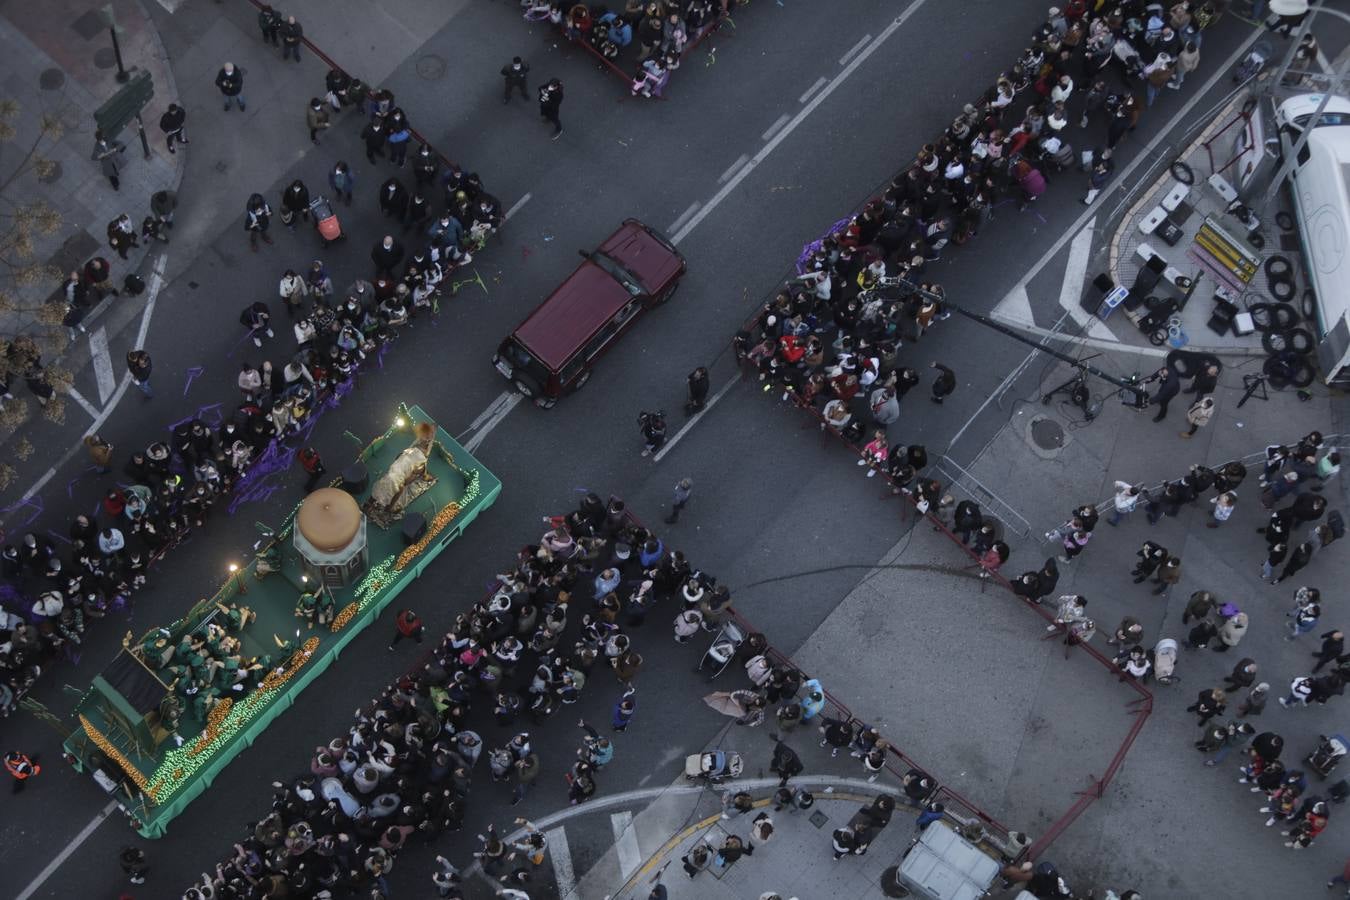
[610, 791, 878, 898]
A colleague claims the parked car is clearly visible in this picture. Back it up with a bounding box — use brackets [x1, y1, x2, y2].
[493, 219, 685, 406]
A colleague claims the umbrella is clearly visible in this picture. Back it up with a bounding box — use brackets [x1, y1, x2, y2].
[703, 691, 750, 718]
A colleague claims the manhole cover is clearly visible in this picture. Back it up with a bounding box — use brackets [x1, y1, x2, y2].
[416, 55, 446, 80]
[37, 160, 62, 184]
[39, 68, 65, 90]
[809, 810, 829, 829]
[1030, 416, 1065, 450]
[93, 47, 117, 69]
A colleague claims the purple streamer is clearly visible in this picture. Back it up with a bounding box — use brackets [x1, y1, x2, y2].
[183, 366, 205, 397]
[1, 494, 44, 527]
[796, 215, 852, 274]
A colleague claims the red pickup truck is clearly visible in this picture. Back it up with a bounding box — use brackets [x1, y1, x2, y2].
[493, 219, 686, 407]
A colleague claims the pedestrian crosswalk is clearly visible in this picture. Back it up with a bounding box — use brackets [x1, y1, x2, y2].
[611, 811, 642, 878]
[545, 826, 576, 898]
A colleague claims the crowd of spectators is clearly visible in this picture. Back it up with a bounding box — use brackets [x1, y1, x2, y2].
[0, 64, 503, 719]
[735, 0, 1227, 458]
[183, 494, 730, 898]
[524, 0, 731, 97]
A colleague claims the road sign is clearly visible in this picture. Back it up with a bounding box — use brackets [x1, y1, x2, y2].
[93, 68, 153, 139]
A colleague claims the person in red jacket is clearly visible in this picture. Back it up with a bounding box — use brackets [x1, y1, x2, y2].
[297, 447, 325, 493]
[389, 609, 424, 651]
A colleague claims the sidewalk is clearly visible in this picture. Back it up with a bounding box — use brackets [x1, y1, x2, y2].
[604, 788, 914, 900]
[0, 0, 179, 468]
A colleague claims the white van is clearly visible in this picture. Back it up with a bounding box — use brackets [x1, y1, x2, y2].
[1276, 93, 1350, 385]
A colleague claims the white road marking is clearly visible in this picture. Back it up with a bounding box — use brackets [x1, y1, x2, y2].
[463, 392, 522, 452]
[460, 390, 515, 436]
[839, 34, 872, 67]
[674, 0, 936, 245]
[453, 5, 939, 451]
[611, 811, 642, 878]
[546, 826, 577, 899]
[799, 76, 828, 104]
[89, 326, 115, 404]
[1056, 219, 1115, 341]
[992, 284, 1034, 326]
[667, 202, 701, 235]
[652, 373, 741, 462]
[14, 800, 118, 900]
[717, 153, 750, 185]
[760, 113, 791, 142]
[504, 192, 532, 222]
[65, 386, 99, 419]
[991, 30, 1261, 319]
[153, 0, 185, 11]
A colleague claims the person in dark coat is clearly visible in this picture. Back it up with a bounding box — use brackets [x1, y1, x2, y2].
[245, 193, 272, 249]
[371, 235, 405, 277]
[158, 103, 189, 153]
[91, 131, 126, 190]
[257, 4, 281, 45]
[1184, 362, 1220, 395]
[279, 179, 310, 230]
[1148, 365, 1180, 422]
[1312, 630, 1345, 673]
[769, 733, 803, 786]
[930, 362, 956, 403]
[280, 15, 304, 62]
[1272, 539, 1315, 586]
[502, 56, 530, 103]
[1186, 687, 1226, 726]
[538, 78, 564, 138]
[952, 500, 982, 544]
[379, 178, 409, 221]
[215, 62, 245, 111]
[361, 117, 387, 164]
[1224, 658, 1259, 691]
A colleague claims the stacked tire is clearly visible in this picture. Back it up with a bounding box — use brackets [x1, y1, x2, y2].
[1251, 254, 1315, 387]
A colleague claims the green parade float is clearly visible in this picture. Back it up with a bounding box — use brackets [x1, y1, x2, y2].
[61, 404, 501, 838]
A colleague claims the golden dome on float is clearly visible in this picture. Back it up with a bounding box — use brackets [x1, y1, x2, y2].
[296, 488, 362, 552]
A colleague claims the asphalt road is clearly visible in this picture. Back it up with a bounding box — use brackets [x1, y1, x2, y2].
[0, 1, 1312, 897]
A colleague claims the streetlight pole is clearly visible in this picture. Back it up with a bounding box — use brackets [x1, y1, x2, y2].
[103, 5, 129, 84]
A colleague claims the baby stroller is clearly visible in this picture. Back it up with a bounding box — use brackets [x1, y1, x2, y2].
[1308, 734, 1348, 779]
[1233, 48, 1267, 85]
[684, 749, 744, 784]
[697, 621, 745, 679]
[309, 195, 343, 245]
[1152, 638, 1180, 685]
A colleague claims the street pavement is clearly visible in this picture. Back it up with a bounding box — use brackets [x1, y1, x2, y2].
[3, 1, 1349, 899]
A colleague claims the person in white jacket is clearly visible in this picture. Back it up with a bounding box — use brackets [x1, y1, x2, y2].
[1106, 481, 1143, 526]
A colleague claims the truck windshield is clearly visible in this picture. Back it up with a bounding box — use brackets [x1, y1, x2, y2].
[590, 251, 645, 297]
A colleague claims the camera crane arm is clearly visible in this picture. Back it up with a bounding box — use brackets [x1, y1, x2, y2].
[881, 275, 1149, 402]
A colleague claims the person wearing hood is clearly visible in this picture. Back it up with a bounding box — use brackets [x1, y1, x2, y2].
[1215, 611, 1249, 652]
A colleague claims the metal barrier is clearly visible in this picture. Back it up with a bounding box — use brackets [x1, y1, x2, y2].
[931, 454, 1034, 538]
[732, 323, 1155, 863]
